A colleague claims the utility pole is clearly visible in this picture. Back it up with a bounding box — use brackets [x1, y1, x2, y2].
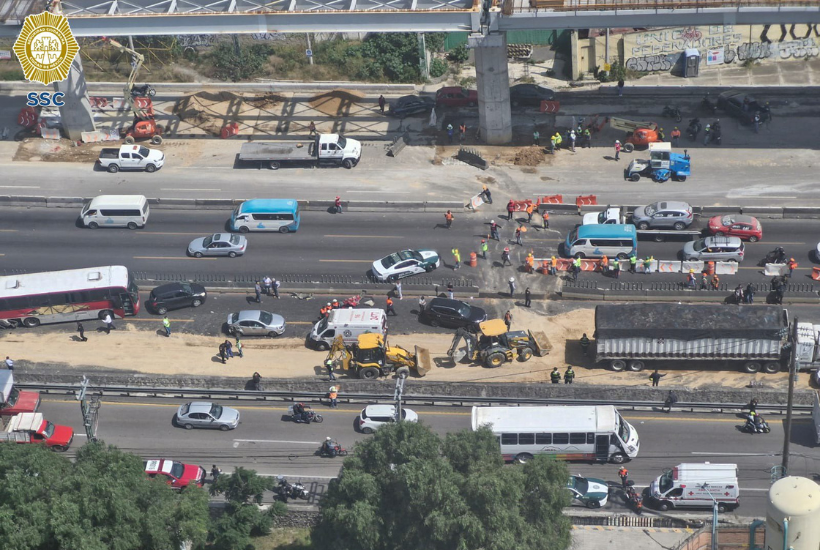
[782, 317, 798, 476]
[393, 376, 406, 423]
[76, 376, 101, 442]
[305, 33, 314, 66]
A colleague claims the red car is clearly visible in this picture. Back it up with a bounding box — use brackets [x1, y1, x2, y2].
[708, 215, 763, 242]
[435, 87, 478, 107]
[144, 459, 206, 489]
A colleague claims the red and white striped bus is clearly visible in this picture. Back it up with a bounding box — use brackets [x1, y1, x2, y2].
[0, 266, 140, 327]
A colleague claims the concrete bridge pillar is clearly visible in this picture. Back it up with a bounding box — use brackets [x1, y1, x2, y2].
[53, 56, 95, 141]
[470, 33, 511, 145]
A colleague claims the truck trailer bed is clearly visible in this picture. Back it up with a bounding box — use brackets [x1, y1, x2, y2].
[238, 142, 315, 161]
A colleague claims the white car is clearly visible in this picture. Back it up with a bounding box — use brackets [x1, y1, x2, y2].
[371, 249, 440, 282]
[357, 405, 418, 434]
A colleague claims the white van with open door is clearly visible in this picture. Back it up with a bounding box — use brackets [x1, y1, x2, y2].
[649, 462, 739, 512]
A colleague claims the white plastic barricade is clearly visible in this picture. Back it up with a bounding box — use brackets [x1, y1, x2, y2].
[656, 260, 680, 273]
[715, 261, 739, 275]
[681, 261, 705, 273]
[469, 194, 484, 210]
[40, 128, 60, 140]
[764, 263, 788, 276]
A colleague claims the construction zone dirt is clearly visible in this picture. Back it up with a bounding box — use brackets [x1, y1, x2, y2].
[308, 89, 366, 118]
[512, 147, 545, 166]
[13, 139, 105, 163]
[171, 91, 285, 136]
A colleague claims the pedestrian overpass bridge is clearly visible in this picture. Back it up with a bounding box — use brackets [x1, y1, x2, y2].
[1, 0, 817, 36]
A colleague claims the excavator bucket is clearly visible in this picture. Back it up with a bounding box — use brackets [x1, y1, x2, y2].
[529, 330, 552, 357]
[609, 116, 658, 133]
[414, 346, 432, 376]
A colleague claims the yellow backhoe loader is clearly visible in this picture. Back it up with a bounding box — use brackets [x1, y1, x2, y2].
[327, 334, 431, 380]
[447, 319, 551, 368]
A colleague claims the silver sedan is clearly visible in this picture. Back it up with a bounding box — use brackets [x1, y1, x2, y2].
[227, 310, 286, 337]
[187, 233, 247, 258]
[175, 402, 240, 431]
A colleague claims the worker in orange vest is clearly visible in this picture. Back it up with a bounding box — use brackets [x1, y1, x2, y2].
[385, 297, 397, 316]
[319, 302, 331, 318]
[671, 127, 681, 147]
[600, 255, 609, 273]
[525, 202, 534, 223]
[542, 210, 550, 229]
[525, 253, 535, 274]
[328, 386, 338, 408]
[444, 210, 454, 229]
[788, 258, 798, 277]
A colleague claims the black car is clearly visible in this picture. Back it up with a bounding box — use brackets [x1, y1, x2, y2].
[146, 282, 207, 315]
[509, 84, 555, 107]
[420, 298, 487, 330]
[717, 91, 770, 125]
[388, 95, 436, 117]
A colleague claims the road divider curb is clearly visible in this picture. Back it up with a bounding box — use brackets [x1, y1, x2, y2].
[783, 207, 820, 219]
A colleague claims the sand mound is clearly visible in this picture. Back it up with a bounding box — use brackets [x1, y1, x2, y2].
[513, 147, 544, 166]
[308, 89, 365, 118]
[171, 91, 285, 136]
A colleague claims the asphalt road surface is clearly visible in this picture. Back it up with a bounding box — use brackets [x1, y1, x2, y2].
[38, 396, 818, 518]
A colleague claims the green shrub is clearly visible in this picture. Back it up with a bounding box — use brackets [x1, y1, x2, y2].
[447, 43, 469, 63]
[430, 58, 448, 78]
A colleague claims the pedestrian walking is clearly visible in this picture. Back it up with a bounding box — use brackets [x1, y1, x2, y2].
[525, 253, 535, 274]
[549, 133, 556, 154]
[325, 358, 336, 381]
[711, 274, 720, 289]
[103, 312, 116, 333]
[395, 281, 403, 300]
[506, 199, 515, 221]
[550, 367, 561, 384]
[533, 130, 540, 146]
[224, 340, 234, 359]
[378, 94, 386, 114]
[542, 210, 549, 229]
[162, 316, 171, 337]
[526, 202, 534, 223]
[76, 321, 87, 342]
[418, 295, 427, 311]
[501, 247, 512, 267]
[649, 369, 666, 387]
[515, 226, 523, 246]
[554, 132, 563, 149]
[452, 248, 461, 270]
[618, 467, 629, 489]
[599, 255, 609, 274]
[328, 386, 338, 408]
[579, 333, 591, 355]
[549, 256, 558, 276]
[508, 277, 516, 298]
[686, 269, 696, 289]
[745, 283, 755, 304]
[481, 185, 492, 204]
[663, 390, 678, 413]
[524, 287, 531, 308]
[254, 281, 262, 304]
[671, 127, 681, 147]
[480, 239, 488, 260]
[617, 79, 625, 97]
[490, 220, 500, 241]
[572, 257, 582, 281]
[447, 123, 454, 144]
[263, 275, 273, 296]
[447, 283, 454, 300]
[569, 130, 576, 152]
[583, 128, 591, 148]
[504, 310, 513, 331]
[459, 122, 467, 144]
[334, 196, 343, 214]
[658, 127, 665, 142]
[700, 272, 709, 290]
[4, 356, 13, 371]
[308, 121, 316, 136]
[218, 343, 226, 364]
[272, 278, 280, 299]
[614, 140, 621, 161]
[644, 256, 654, 275]
[629, 254, 637, 273]
[788, 258, 798, 277]
[385, 297, 397, 316]
[612, 257, 620, 278]
[444, 210, 454, 229]
[235, 337, 243, 358]
[211, 465, 222, 481]
[564, 366, 575, 384]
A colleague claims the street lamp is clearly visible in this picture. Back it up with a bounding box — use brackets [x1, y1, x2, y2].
[700, 483, 719, 550]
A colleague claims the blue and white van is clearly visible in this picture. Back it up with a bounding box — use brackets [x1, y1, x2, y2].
[564, 224, 637, 259]
[230, 199, 301, 233]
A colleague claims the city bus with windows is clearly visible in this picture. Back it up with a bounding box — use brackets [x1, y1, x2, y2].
[471, 405, 640, 464]
[0, 266, 140, 327]
[229, 199, 301, 233]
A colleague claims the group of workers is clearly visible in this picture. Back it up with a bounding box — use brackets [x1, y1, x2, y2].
[319, 299, 344, 318]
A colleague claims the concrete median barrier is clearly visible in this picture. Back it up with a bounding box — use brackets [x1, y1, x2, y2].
[45, 197, 85, 208]
[0, 196, 47, 207]
[740, 206, 784, 219]
[783, 207, 820, 219]
[150, 198, 198, 210]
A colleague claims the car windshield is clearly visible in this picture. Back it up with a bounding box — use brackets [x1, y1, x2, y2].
[692, 239, 707, 251]
[617, 414, 630, 442]
[399, 250, 422, 261]
[644, 203, 658, 216]
[43, 421, 55, 438]
[597, 212, 608, 224]
[381, 253, 401, 268]
[720, 215, 735, 226]
[229, 235, 241, 245]
[316, 317, 328, 332]
[659, 470, 674, 493]
[337, 136, 347, 149]
[458, 304, 471, 317]
[179, 403, 190, 415]
[572, 477, 589, 494]
[170, 462, 185, 479]
[202, 235, 214, 247]
[138, 146, 150, 157]
[210, 404, 223, 418]
[259, 311, 273, 325]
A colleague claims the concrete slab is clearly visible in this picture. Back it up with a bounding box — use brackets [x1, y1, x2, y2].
[720, 76, 753, 86]
[782, 72, 812, 85]
[778, 63, 808, 73]
[754, 75, 784, 86]
[570, 526, 694, 550]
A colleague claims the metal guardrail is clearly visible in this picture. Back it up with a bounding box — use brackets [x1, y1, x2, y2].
[569, 514, 699, 529]
[16, 383, 812, 414]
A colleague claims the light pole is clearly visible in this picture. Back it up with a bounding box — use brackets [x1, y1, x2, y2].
[700, 483, 719, 550]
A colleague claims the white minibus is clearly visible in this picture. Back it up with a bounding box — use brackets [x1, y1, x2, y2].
[81, 195, 149, 229]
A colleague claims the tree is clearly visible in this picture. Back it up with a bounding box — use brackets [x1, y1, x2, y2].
[0, 442, 209, 550]
[208, 467, 285, 550]
[207, 42, 275, 82]
[312, 423, 571, 550]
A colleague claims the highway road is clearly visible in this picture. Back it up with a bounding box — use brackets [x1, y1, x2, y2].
[37, 395, 820, 518]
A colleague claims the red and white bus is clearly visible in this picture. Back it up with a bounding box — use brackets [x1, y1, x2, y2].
[0, 266, 140, 327]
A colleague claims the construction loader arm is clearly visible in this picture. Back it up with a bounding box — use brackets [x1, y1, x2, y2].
[327, 335, 352, 372]
[447, 328, 476, 362]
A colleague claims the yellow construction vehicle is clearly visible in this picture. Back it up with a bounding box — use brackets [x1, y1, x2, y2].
[447, 319, 551, 368]
[327, 334, 432, 380]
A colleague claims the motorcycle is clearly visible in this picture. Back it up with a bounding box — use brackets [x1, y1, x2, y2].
[701, 93, 717, 114]
[662, 105, 682, 123]
[287, 405, 324, 424]
[317, 441, 349, 458]
[131, 83, 156, 98]
[275, 476, 310, 502]
[625, 486, 643, 514]
[759, 247, 786, 266]
[686, 118, 702, 141]
[743, 413, 770, 434]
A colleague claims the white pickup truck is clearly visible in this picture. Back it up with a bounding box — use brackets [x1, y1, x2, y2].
[582, 206, 626, 226]
[97, 144, 165, 173]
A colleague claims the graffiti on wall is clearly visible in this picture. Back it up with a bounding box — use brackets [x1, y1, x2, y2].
[626, 24, 820, 71]
[176, 35, 215, 48]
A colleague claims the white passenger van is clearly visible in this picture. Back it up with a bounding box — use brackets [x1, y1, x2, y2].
[649, 463, 739, 512]
[81, 195, 149, 229]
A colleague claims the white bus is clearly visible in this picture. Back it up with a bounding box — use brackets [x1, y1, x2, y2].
[471, 405, 640, 464]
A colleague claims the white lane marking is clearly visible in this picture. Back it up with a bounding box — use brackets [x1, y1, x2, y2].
[344, 190, 411, 194]
[233, 439, 322, 445]
[691, 452, 775, 456]
[74, 434, 88, 437]
[0, 185, 40, 188]
[160, 188, 222, 191]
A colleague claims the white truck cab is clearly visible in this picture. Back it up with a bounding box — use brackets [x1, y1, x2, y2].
[582, 206, 626, 226]
[649, 463, 739, 512]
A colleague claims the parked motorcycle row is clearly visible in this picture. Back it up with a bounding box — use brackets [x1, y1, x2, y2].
[662, 95, 724, 146]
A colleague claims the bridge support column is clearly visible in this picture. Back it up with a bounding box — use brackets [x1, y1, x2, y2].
[53, 56, 95, 141]
[470, 33, 511, 145]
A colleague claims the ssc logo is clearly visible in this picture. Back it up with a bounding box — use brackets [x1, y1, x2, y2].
[13, 11, 80, 85]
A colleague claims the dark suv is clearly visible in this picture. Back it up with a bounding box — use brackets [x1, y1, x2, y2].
[420, 298, 487, 330]
[717, 91, 771, 125]
[146, 282, 207, 315]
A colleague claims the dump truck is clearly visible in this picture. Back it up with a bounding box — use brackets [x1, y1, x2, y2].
[238, 134, 361, 170]
[448, 319, 551, 368]
[1, 412, 74, 452]
[327, 333, 431, 379]
[594, 304, 790, 374]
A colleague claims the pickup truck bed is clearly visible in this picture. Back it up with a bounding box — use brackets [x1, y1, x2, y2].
[239, 142, 315, 162]
[99, 148, 120, 159]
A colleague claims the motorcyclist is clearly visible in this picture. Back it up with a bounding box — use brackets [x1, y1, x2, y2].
[293, 402, 305, 422]
[755, 414, 767, 432]
[322, 436, 339, 457]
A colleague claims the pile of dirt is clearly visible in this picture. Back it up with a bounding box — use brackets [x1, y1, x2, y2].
[308, 89, 365, 118]
[477, 175, 497, 185]
[171, 91, 285, 136]
[13, 139, 105, 163]
[512, 147, 544, 166]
